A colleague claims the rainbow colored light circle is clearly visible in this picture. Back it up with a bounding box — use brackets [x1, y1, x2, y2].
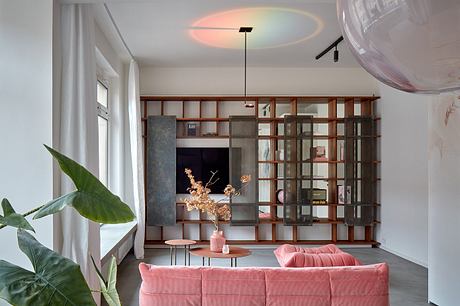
[189, 7, 324, 49]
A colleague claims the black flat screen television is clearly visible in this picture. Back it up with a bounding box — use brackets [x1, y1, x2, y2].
[176, 148, 229, 194]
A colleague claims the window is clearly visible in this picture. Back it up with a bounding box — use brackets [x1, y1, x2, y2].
[97, 81, 109, 187]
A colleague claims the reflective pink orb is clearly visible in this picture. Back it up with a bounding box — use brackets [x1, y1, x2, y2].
[337, 0, 460, 94]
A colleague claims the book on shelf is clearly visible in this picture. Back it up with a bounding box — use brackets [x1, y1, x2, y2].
[185, 122, 199, 136]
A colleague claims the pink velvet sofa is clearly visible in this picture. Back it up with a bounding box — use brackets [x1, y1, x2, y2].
[274, 244, 362, 267]
[139, 263, 389, 306]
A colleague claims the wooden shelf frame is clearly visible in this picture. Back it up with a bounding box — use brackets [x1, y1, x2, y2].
[140, 96, 380, 246]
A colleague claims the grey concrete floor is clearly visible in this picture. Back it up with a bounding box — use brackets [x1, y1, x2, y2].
[116, 247, 428, 306]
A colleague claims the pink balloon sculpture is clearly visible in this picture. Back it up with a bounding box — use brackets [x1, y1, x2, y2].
[337, 0, 460, 94]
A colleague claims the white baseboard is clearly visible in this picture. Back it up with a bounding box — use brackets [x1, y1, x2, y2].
[378, 245, 428, 268]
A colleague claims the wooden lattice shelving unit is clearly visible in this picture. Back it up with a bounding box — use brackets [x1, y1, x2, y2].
[140, 96, 380, 246]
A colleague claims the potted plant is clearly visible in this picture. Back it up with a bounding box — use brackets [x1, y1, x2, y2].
[182, 168, 251, 252]
[0, 145, 134, 306]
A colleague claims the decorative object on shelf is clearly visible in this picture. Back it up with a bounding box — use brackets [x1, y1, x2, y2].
[301, 188, 327, 205]
[202, 132, 218, 137]
[186, 122, 199, 136]
[276, 150, 284, 161]
[182, 168, 251, 252]
[259, 210, 271, 219]
[339, 143, 345, 161]
[276, 189, 285, 204]
[313, 146, 327, 161]
[222, 244, 230, 254]
[338, 185, 352, 204]
[337, 0, 460, 93]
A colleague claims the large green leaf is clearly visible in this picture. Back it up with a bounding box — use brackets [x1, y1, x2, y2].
[0, 199, 34, 232]
[92, 255, 121, 306]
[0, 230, 96, 306]
[34, 145, 135, 224]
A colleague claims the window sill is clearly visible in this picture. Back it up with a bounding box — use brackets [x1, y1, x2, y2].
[100, 220, 137, 266]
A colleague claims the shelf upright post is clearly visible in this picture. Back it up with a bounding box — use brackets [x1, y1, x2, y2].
[328, 98, 338, 242]
[291, 98, 298, 242]
[270, 98, 277, 242]
[344, 98, 355, 242]
[361, 98, 374, 242]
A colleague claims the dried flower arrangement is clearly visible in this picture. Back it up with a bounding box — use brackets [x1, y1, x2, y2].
[182, 168, 251, 231]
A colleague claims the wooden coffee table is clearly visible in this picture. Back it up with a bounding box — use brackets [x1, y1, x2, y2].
[189, 246, 251, 267]
[165, 239, 196, 266]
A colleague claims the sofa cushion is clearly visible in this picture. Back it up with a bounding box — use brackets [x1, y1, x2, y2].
[274, 244, 361, 267]
[282, 252, 362, 268]
[274, 244, 342, 266]
[139, 263, 202, 306]
[202, 267, 265, 306]
[329, 263, 389, 306]
[265, 268, 331, 306]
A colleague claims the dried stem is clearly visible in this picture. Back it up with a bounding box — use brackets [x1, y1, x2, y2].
[182, 168, 251, 231]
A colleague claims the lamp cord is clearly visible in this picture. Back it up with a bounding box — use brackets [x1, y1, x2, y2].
[244, 31, 247, 103]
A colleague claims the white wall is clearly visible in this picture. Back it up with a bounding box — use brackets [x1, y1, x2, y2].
[0, 0, 54, 271]
[140, 67, 378, 96]
[428, 93, 460, 305]
[375, 83, 430, 267]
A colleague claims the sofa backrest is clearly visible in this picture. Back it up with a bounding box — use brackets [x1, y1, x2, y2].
[282, 252, 362, 268]
[139, 263, 389, 306]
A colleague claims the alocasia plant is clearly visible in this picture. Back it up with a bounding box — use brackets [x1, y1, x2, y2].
[0, 145, 134, 306]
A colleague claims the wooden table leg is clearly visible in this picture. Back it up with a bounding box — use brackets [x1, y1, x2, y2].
[208, 257, 210, 266]
[174, 246, 177, 265]
[235, 258, 237, 267]
[169, 246, 173, 265]
[188, 246, 191, 266]
[202, 257, 205, 266]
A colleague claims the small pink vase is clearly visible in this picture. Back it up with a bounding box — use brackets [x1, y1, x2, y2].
[210, 230, 226, 252]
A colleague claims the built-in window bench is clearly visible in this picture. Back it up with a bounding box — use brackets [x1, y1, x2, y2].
[100, 221, 137, 266]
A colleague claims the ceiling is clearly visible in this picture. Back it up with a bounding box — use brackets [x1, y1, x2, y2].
[105, 0, 359, 68]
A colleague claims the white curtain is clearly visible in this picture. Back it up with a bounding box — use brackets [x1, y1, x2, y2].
[128, 60, 146, 259]
[54, 3, 100, 302]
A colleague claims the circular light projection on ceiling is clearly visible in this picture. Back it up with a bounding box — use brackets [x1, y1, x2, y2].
[189, 7, 324, 49]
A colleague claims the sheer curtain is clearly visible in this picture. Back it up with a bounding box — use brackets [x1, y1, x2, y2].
[54, 3, 100, 301]
[128, 60, 146, 259]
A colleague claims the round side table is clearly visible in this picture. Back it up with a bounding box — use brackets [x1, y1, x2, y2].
[189, 246, 251, 267]
[165, 239, 196, 266]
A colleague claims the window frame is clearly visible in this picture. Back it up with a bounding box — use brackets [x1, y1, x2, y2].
[97, 79, 109, 188]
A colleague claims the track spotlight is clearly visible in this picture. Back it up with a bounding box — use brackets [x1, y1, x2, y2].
[315, 36, 343, 63]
